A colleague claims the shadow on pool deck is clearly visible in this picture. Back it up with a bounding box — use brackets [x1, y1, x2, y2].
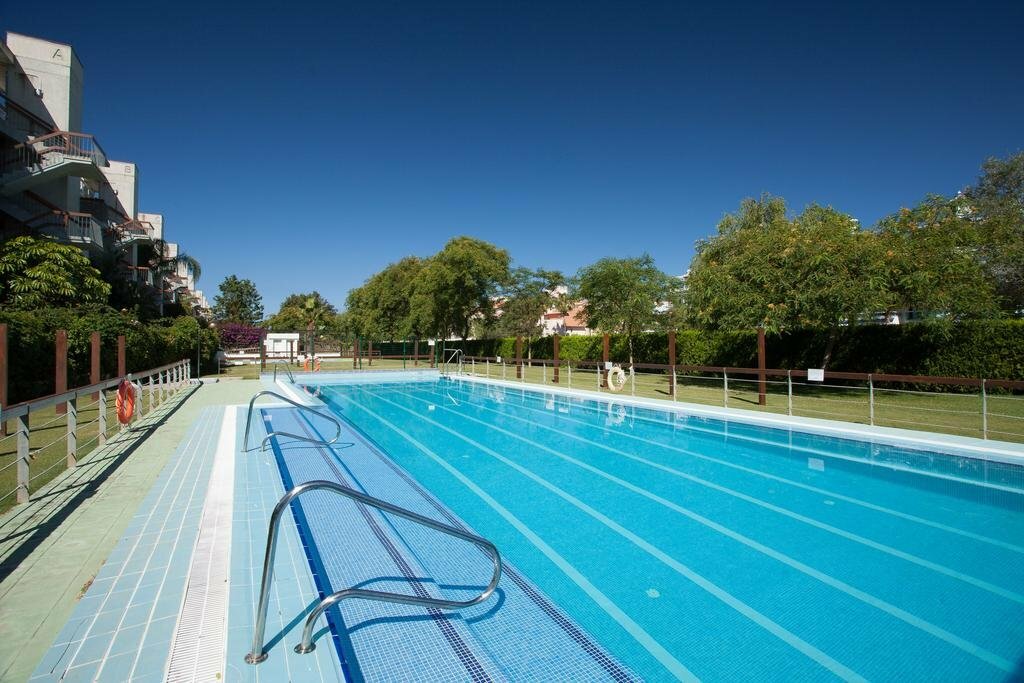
[0, 384, 199, 583]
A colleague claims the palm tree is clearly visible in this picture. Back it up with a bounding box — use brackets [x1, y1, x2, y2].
[149, 240, 201, 317]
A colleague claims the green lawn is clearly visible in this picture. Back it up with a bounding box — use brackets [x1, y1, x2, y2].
[0, 383, 181, 514]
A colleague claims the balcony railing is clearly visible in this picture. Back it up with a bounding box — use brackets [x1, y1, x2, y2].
[1, 131, 109, 179]
[32, 210, 105, 248]
[121, 266, 155, 286]
[0, 95, 56, 139]
[112, 218, 156, 242]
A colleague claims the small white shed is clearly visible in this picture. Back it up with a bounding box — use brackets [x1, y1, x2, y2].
[264, 333, 300, 357]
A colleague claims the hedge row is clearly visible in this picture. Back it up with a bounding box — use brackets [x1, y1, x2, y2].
[447, 320, 1024, 380]
[1, 308, 220, 404]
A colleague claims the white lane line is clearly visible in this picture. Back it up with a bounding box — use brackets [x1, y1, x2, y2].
[328, 390, 699, 683]
[334, 387, 862, 682]
[382, 386, 1015, 674]
[433, 381, 1024, 555]
[403, 384, 1024, 604]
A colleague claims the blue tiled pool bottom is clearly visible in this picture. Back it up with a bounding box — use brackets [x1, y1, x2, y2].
[255, 407, 637, 682]
[314, 378, 1024, 682]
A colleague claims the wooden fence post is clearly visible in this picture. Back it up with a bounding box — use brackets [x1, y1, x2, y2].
[515, 336, 523, 379]
[757, 327, 766, 406]
[668, 331, 677, 397]
[90, 331, 101, 400]
[56, 330, 68, 415]
[117, 335, 126, 377]
[414, 339, 419, 367]
[602, 333, 610, 388]
[552, 334, 560, 383]
[368, 340, 373, 367]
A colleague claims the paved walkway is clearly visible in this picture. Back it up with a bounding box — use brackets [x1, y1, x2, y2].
[0, 380, 260, 683]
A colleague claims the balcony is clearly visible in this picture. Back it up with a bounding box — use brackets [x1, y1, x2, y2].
[0, 94, 56, 140]
[30, 210, 106, 250]
[0, 131, 109, 195]
[120, 266, 155, 286]
[111, 218, 156, 243]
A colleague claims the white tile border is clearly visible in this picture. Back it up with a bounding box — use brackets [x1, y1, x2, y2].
[452, 375, 1024, 466]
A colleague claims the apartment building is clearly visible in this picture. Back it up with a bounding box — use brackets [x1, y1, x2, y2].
[0, 32, 204, 311]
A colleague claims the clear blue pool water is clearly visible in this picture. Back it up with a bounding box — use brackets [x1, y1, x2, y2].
[313, 377, 1024, 682]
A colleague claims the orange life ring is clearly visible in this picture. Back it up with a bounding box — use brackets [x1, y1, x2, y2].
[314, 357, 322, 372]
[116, 379, 136, 425]
[303, 357, 311, 371]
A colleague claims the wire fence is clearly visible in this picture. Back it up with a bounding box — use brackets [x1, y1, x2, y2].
[0, 358, 193, 514]
[458, 356, 1024, 444]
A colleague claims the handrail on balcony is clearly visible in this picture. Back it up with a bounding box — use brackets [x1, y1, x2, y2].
[1, 131, 109, 174]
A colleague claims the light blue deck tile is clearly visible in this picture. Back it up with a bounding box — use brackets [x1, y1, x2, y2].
[96, 651, 134, 681]
[58, 661, 100, 683]
[139, 615, 178, 649]
[131, 643, 170, 679]
[108, 623, 146, 657]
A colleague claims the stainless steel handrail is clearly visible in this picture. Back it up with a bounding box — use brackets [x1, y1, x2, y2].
[271, 360, 295, 383]
[245, 480, 502, 663]
[441, 347, 464, 376]
[242, 390, 342, 452]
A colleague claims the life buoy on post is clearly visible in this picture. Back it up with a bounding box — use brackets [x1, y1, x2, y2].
[607, 366, 627, 392]
[116, 379, 136, 425]
[314, 357, 322, 372]
[303, 356, 311, 372]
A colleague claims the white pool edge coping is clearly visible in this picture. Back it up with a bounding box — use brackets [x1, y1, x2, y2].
[451, 374, 1024, 466]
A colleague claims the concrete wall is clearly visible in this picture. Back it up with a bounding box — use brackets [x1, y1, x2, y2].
[138, 211, 163, 240]
[4, 33, 82, 131]
[101, 160, 138, 218]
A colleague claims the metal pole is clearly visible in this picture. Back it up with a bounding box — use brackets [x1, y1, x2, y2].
[787, 370, 793, 416]
[723, 370, 729, 408]
[502, 362, 506, 381]
[568, 363, 572, 390]
[868, 374, 874, 425]
[672, 368, 677, 403]
[98, 389, 107, 446]
[543, 363, 547, 384]
[486, 359, 489, 378]
[982, 379, 988, 440]
[16, 412, 29, 504]
[630, 367, 635, 396]
[66, 396, 77, 469]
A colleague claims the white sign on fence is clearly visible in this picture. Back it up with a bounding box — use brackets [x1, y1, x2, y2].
[496, 356, 502, 364]
[427, 340, 436, 347]
[604, 361, 613, 370]
[808, 368, 825, 382]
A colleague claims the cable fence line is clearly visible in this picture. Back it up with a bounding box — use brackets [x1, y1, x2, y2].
[0, 358, 193, 512]
[458, 356, 1024, 443]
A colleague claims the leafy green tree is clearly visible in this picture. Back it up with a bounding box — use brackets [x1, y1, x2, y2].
[212, 275, 264, 325]
[266, 291, 340, 353]
[0, 236, 110, 309]
[684, 197, 890, 366]
[491, 267, 564, 341]
[876, 196, 999, 320]
[410, 237, 511, 341]
[346, 257, 425, 339]
[574, 254, 679, 365]
[964, 152, 1024, 313]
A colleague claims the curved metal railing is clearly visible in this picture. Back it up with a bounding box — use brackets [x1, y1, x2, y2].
[245, 480, 502, 663]
[441, 347, 464, 376]
[242, 390, 342, 452]
[271, 360, 295, 383]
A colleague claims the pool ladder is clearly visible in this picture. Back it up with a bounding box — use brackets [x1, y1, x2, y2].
[245, 480, 502, 663]
[271, 360, 296, 383]
[441, 347, 464, 376]
[242, 390, 343, 452]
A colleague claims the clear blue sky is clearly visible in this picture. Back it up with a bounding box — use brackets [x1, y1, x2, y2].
[5, 1, 1022, 313]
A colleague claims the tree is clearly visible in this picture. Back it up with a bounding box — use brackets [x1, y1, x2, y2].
[266, 291, 339, 352]
[491, 267, 564, 341]
[964, 152, 1024, 313]
[876, 196, 999, 320]
[346, 257, 425, 339]
[574, 254, 679, 365]
[683, 197, 890, 366]
[0, 236, 110, 309]
[409, 237, 511, 341]
[213, 275, 264, 325]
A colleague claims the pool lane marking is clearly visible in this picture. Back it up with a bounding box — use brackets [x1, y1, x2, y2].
[429, 380, 1024, 556]
[380, 386, 1018, 674]
[323, 390, 700, 683]
[450, 377, 1024, 498]
[335, 387, 865, 682]
[401, 384, 1024, 606]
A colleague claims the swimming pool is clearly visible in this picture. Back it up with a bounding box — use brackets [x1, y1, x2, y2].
[311, 375, 1024, 682]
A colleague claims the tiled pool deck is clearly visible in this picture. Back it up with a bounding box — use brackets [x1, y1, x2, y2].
[2, 375, 635, 682]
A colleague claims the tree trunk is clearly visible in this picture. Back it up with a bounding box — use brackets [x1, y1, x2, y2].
[821, 327, 840, 370]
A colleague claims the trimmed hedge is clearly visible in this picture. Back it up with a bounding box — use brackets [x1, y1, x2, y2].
[0, 308, 219, 404]
[448, 320, 1024, 380]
